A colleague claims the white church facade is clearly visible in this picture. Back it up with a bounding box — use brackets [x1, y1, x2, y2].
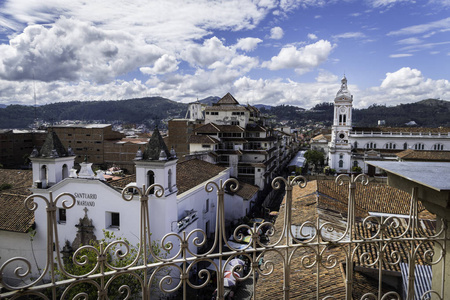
[1, 128, 257, 284]
[327, 77, 450, 174]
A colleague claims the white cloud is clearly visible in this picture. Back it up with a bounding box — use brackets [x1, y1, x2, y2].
[235, 37, 263, 51]
[140, 54, 179, 75]
[270, 26, 284, 39]
[396, 37, 422, 45]
[388, 17, 450, 36]
[332, 32, 366, 40]
[357, 67, 450, 107]
[389, 53, 413, 58]
[315, 70, 338, 83]
[0, 17, 163, 83]
[369, 0, 409, 8]
[307, 33, 318, 40]
[181, 36, 234, 68]
[262, 40, 334, 74]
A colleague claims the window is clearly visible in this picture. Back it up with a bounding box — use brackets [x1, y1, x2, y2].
[433, 144, 444, 150]
[414, 143, 425, 150]
[353, 161, 358, 167]
[168, 169, 172, 192]
[403, 143, 408, 150]
[385, 142, 396, 149]
[205, 199, 209, 213]
[68, 133, 72, 136]
[109, 212, 120, 228]
[202, 144, 210, 148]
[147, 171, 155, 194]
[339, 160, 344, 168]
[62, 164, 68, 179]
[58, 208, 66, 224]
[366, 142, 377, 149]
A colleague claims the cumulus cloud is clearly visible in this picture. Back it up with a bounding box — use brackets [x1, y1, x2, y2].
[0, 17, 163, 83]
[234, 37, 263, 51]
[182, 36, 234, 68]
[140, 54, 179, 75]
[357, 67, 450, 107]
[269, 26, 284, 39]
[262, 40, 334, 74]
[307, 33, 318, 40]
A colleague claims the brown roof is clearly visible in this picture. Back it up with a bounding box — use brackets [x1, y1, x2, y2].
[188, 135, 219, 144]
[312, 133, 331, 142]
[0, 169, 34, 233]
[109, 175, 137, 189]
[396, 149, 450, 161]
[176, 159, 227, 195]
[245, 124, 266, 132]
[232, 181, 259, 200]
[215, 92, 239, 105]
[205, 105, 247, 112]
[256, 179, 436, 298]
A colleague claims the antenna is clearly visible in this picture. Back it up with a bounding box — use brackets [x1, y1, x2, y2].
[33, 73, 37, 127]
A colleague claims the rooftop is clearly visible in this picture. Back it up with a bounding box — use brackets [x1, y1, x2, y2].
[368, 161, 450, 192]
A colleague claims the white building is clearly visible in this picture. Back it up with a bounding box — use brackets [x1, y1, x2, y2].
[327, 76, 450, 174]
[0, 128, 257, 284]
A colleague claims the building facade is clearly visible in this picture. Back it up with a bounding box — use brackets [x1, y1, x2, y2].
[327, 77, 450, 174]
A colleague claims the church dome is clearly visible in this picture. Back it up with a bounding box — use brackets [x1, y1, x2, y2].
[335, 76, 352, 102]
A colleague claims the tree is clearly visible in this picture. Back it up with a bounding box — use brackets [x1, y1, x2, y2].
[54, 230, 170, 299]
[303, 149, 325, 167]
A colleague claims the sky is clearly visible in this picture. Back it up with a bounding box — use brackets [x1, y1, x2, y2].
[0, 0, 449, 109]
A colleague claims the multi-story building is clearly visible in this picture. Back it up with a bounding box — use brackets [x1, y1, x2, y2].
[327, 76, 450, 174]
[187, 93, 298, 190]
[0, 129, 46, 168]
[50, 124, 125, 165]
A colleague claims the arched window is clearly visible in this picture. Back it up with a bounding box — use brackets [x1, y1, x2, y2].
[414, 143, 425, 150]
[403, 143, 408, 150]
[40, 165, 48, 187]
[147, 170, 155, 194]
[385, 142, 396, 149]
[168, 169, 172, 192]
[366, 142, 376, 149]
[433, 143, 444, 150]
[62, 164, 69, 179]
[339, 160, 344, 168]
[354, 141, 358, 149]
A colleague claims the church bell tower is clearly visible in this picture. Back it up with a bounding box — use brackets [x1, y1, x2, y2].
[328, 76, 353, 172]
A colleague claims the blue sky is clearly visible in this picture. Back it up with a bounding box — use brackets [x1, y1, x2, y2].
[0, 0, 449, 109]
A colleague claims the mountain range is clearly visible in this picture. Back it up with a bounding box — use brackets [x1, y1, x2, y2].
[0, 97, 448, 129]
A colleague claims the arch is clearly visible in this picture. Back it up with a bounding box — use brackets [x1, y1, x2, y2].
[403, 142, 408, 150]
[384, 142, 396, 150]
[414, 143, 425, 150]
[62, 164, 69, 179]
[338, 160, 344, 168]
[168, 169, 173, 192]
[40, 165, 48, 187]
[433, 143, 444, 151]
[147, 170, 155, 194]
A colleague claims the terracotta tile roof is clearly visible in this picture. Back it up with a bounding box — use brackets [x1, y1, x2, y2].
[194, 123, 221, 134]
[245, 124, 266, 132]
[232, 181, 259, 200]
[256, 179, 436, 298]
[316, 180, 433, 218]
[256, 181, 347, 299]
[215, 93, 240, 105]
[188, 135, 219, 144]
[176, 159, 227, 195]
[312, 133, 331, 142]
[396, 149, 450, 161]
[0, 169, 34, 233]
[109, 175, 137, 189]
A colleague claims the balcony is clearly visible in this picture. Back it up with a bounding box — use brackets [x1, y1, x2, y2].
[1, 167, 449, 299]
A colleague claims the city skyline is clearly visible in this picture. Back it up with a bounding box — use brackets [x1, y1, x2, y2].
[0, 0, 449, 108]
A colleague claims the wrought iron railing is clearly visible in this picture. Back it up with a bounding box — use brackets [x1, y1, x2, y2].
[0, 175, 447, 299]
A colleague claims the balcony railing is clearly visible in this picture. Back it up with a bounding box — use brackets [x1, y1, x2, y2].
[0, 175, 447, 299]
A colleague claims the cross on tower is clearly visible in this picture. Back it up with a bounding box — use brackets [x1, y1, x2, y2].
[83, 207, 89, 217]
